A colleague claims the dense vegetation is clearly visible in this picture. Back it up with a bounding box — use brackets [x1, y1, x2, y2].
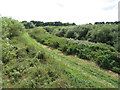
[21, 21, 76, 29]
[43, 24, 120, 52]
[28, 28, 120, 74]
[2, 17, 120, 88]
[2, 17, 25, 64]
[21, 20, 120, 29]
[2, 17, 69, 88]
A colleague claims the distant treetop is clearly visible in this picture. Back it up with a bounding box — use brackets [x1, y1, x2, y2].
[21, 20, 76, 29]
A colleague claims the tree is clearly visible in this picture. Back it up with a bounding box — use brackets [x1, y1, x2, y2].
[22, 22, 35, 29]
[35, 21, 44, 26]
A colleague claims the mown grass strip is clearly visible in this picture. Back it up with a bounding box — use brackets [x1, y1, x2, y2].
[24, 32, 118, 88]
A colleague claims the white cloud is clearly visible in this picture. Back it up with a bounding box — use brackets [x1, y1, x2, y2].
[0, 0, 118, 24]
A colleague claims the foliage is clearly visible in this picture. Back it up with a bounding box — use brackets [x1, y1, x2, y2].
[2, 18, 119, 88]
[2, 17, 24, 39]
[2, 38, 16, 64]
[43, 24, 119, 52]
[22, 21, 35, 29]
[2, 17, 25, 64]
[29, 28, 120, 74]
[21, 21, 76, 29]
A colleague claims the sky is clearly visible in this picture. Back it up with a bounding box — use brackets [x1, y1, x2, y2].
[0, 0, 119, 25]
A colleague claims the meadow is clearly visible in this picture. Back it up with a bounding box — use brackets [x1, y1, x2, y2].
[1, 17, 120, 88]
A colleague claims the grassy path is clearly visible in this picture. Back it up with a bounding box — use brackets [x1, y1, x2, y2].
[24, 32, 118, 88]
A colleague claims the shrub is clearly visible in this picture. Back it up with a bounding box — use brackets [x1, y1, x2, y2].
[2, 17, 25, 39]
[65, 30, 75, 38]
[112, 67, 120, 74]
[2, 39, 16, 64]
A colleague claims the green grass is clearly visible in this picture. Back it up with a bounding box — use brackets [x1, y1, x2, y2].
[28, 27, 120, 73]
[2, 31, 119, 88]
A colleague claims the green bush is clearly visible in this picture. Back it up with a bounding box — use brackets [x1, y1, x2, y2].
[22, 22, 35, 29]
[112, 67, 120, 74]
[2, 17, 24, 39]
[2, 39, 16, 64]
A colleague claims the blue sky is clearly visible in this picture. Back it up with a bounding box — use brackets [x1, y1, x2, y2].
[0, 0, 119, 25]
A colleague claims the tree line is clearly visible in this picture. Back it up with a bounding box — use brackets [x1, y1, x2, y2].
[21, 20, 120, 29]
[21, 21, 76, 29]
[94, 21, 120, 24]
